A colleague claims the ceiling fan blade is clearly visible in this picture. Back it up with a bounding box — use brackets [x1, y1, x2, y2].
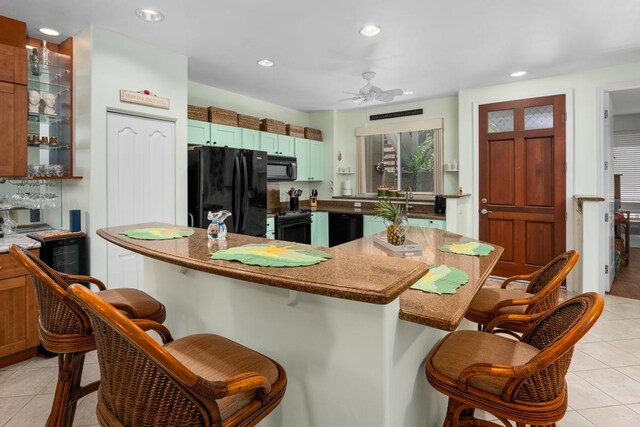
[343, 91, 361, 96]
[385, 88, 403, 96]
[339, 96, 362, 102]
[376, 88, 403, 102]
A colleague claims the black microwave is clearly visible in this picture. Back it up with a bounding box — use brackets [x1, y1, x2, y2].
[267, 155, 297, 181]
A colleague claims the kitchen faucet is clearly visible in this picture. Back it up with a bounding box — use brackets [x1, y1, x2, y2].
[405, 186, 413, 212]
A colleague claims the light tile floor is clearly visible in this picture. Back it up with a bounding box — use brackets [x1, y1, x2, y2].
[1, 294, 640, 426]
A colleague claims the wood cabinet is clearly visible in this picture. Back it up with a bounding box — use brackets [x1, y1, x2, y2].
[0, 16, 27, 177]
[0, 249, 40, 367]
[295, 138, 324, 181]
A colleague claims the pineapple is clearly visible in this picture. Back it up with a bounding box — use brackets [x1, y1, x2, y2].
[373, 199, 407, 245]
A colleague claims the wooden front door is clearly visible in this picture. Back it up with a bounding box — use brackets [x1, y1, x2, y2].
[479, 95, 566, 277]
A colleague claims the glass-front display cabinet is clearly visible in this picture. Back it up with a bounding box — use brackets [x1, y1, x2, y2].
[0, 36, 76, 234]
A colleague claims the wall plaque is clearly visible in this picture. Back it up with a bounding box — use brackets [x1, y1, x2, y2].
[370, 108, 423, 121]
[120, 89, 170, 109]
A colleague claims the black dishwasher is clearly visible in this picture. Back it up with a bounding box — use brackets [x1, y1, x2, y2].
[329, 213, 363, 247]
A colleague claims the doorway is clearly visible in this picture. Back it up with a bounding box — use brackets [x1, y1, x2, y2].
[606, 88, 640, 300]
[478, 95, 566, 277]
[106, 112, 176, 289]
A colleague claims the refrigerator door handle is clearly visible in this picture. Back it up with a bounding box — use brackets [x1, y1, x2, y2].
[242, 155, 249, 234]
[233, 155, 242, 233]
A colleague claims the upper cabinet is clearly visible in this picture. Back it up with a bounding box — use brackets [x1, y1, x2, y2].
[187, 119, 210, 145]
[0, 16, 27, 177]
[295, 138, 323, 181]
[259, 132, 294, 156]
[211, 123, 241, 149]
[26, 36, 75, 178]
[241, 129, 260, 150]
[276, 135, 294, 157]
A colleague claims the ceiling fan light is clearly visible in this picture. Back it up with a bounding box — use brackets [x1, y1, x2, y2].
[510, 71, 527, 77]
[403, 91, 414, 95]
[257, 59, 275, 67]
[359, 25, 381, 37]
[135, 8, 164, 22]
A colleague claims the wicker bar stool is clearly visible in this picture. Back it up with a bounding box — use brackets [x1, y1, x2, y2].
[426, 292, 603, 427]
[68, 283, 287, 427]
[9, 244, 167, 427]
[465, 250, 579, 335]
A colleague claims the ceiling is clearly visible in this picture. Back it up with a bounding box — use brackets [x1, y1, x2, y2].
[3, 0, 640, 112]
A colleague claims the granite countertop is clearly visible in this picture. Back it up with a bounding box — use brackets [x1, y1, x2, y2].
[97, 223, 429, 305]
[0, 233, 41, 253]
[336, 228, 503, 331]
[267, 201, 446, 221]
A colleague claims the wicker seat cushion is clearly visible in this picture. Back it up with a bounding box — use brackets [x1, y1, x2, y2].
[431, 330, 540, 396]
[467, 288, 535, 322]
[97, 288, 166, 323]
[165, 334, 280, 420]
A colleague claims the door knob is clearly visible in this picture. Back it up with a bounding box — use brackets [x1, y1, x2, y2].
[480, 209, 492, 215]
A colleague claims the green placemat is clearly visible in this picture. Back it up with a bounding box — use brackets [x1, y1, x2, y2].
[210, 243, 332, 267]
[410, 265, 469, 295]
[120, 227, 195, 240]
[438, 241, 495, 256]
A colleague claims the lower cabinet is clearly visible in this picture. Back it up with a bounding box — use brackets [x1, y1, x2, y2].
[0, 250, 40, 366]
[311, 212, 329, 247]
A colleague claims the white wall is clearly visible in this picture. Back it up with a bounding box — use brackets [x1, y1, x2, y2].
[457, 60, 640, 292]
[331, 97, 459, 197]
[67, 25, 188, 281]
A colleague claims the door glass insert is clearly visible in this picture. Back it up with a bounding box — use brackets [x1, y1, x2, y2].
[487, 109, 514, 133]
[524, 105, 553, 130]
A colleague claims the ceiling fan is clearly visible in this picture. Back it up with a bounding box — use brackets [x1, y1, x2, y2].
[340, 72, 404, 104]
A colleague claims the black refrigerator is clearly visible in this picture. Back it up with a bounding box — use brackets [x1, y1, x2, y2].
[188, 146, 267, 237]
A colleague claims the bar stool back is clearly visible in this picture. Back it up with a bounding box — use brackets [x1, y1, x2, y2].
[465, 250, 579, 334]
[426, 292, 604, 427]
[69, 283, 287, 427]
[9, 244, 166, 427]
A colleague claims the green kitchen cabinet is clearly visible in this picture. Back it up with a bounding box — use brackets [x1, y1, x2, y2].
[241, 129, 261, 150]
[187, 119, 210, 145]
[407, 218, 427, 227]
[426, 219, 446, 230]
[277, 135, 295, 156]
[211, 123, 242, 149]
[311, 212, 329, 247]
[259, 132, 295, 156]
[295, 138, 310, 182]
[260, 132, 278, 154]
[363, 215, 386, 236]
[308, 140, 324, 181]
[295, 138, 323, 182]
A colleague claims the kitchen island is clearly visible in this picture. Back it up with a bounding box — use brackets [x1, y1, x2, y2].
[98, 223, 502, 427]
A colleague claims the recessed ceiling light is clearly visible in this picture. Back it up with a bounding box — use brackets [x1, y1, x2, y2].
[39, 27, 60, 37]
[403, 91, 414, 95]
[510, 71, 527, 77]
[359, 25, 381, 37]
[257, 59, 275, 67]
[135, 8, 164, 22]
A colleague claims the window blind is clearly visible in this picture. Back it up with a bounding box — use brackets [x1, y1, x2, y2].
[613, 131, 640, 202]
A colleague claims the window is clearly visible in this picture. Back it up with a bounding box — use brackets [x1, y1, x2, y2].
[613, 130, 640, 202]
[356, 119, 443, 195]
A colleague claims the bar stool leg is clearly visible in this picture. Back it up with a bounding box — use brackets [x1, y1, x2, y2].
[46, 352, 87, 427]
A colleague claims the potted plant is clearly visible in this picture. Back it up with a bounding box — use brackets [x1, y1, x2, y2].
[374, 199, 407, 246]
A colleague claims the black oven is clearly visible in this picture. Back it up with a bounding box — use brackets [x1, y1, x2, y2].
[27, 231, 88, 275]
[267, 155, 297, 181]
[274, 210, 312, 244]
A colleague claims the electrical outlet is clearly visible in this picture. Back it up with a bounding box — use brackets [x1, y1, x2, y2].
[354, 202, 361, 207]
